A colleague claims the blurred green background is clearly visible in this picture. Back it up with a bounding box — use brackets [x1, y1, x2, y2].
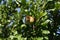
[0, 0, 60, 40]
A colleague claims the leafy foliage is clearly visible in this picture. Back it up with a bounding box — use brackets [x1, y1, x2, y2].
[0, 0, 60, 40]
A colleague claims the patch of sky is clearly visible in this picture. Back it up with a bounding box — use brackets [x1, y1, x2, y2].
[1, 0, 4, 4]
[34, 0, 36, 2]
[56, 25, 60, 35]
[30, 4, 32, 7]
[15, 8, 21, 13]
[58, 10, 60, 13]
[22, 16, 26, 24]
[28, 8, 30, 11]
[57, 29, 60, 34]
[7, 20, 15, 27]
[22, 14, 26, 24]
[1, 0, 6, 4]
[26, 0, 30, 2]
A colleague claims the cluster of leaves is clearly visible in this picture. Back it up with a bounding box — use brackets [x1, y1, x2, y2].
[0, 0, 60, 40]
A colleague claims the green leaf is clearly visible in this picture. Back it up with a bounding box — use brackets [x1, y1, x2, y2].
[42, 30, 50, 34]
[41, 20, 50, 26]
